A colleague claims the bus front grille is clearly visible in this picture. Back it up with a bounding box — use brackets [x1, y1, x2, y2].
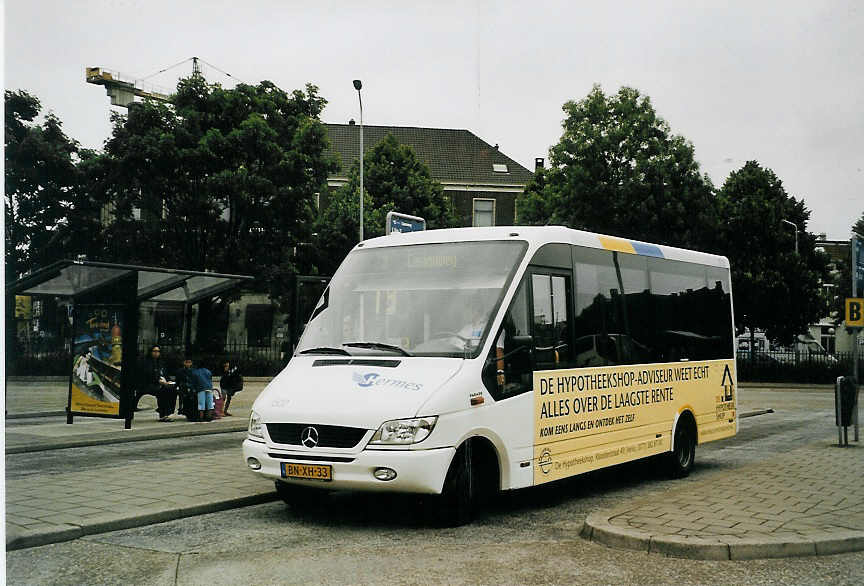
[266, 423, 368, 448]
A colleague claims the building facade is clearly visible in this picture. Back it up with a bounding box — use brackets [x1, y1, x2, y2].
[323, 123, 537, 227]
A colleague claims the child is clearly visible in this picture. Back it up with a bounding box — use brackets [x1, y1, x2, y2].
[219, 360, 244, 416]
[189, 360, 215, 422]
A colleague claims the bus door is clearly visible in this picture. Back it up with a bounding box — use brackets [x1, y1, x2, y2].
[529, 271, 573, 371]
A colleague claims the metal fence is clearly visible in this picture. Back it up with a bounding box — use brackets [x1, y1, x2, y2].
[10, 342, 863, 381]
[737, 350, 863, 384]
[7, 342, 289, 377]
[136, 341, 287, 375]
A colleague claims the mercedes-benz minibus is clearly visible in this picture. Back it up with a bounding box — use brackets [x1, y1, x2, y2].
[243, 226, 737, 525]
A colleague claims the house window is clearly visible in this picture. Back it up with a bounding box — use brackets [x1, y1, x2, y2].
[245, 304, 274, 347]
[473, 198, 496, 227]
[492, 163, 508, 173]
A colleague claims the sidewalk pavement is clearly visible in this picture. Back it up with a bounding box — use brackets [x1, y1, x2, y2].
[5, 380, 863, 559]
[5, 378, 270, 453]
[582, 441, 863, 560]
[5, 379, 277, 551]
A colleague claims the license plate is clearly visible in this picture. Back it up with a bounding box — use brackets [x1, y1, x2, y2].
[281, 462, 332, 481]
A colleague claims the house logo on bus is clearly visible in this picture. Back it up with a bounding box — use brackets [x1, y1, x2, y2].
[721, 364, 734, 402]
[538, 448, 553, 474]
[351, 372, 423, 391]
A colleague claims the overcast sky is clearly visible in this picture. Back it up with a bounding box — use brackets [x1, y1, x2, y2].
[4, 0, 862, 239]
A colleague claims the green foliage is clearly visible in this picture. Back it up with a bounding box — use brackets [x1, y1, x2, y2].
[85, 77, 337, 309]
[517, 85, 716, 251]
[716, 161, 829, 344]
[4, 90, 99, 278]
[826, 210, 864, 322]
[313, 133, 457, 274]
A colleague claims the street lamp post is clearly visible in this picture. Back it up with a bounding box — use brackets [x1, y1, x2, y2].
[353, 79, 364, 242]
[781, 219, 799, 254]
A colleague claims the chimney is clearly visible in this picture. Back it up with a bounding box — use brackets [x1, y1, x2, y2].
[349, 119, 356, 125]
[535, 157, 545, 171]
[494, 143, 499, 150]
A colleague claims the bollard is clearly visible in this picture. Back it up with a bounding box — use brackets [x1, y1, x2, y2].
[836, 376, 859, 446]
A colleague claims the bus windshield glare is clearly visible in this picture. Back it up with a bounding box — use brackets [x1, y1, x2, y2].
[297, 240, 528, 357]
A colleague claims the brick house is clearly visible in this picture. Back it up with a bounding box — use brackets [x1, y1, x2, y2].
[323, 123, 537, 227]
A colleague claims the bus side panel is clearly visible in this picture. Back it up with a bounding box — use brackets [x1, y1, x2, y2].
[532, 358, 736, 485]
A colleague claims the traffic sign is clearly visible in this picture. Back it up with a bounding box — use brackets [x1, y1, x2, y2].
[386, 211, 426, 235]
[852, 237, 864, 297]
[846, 298, 864, 327]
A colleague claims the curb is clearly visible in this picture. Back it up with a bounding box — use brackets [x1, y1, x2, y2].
[6, 422, 250, 454]
[5, 491, 279, 551]
[582, 511, 864, 560]
[739, 408, 774, 418]
[6, 411, 67, 419]
[739, 382, 835, 392]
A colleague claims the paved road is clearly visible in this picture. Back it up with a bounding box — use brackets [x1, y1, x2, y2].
[5, 431, 247, 479]
[6, 388, 863, 585]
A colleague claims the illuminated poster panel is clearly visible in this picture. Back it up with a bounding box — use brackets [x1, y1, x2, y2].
[68, 305, 125, 416]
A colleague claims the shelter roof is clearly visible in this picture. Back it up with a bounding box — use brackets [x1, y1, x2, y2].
[6, 261, 254, 305]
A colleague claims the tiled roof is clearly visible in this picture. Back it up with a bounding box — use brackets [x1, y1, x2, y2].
[324, 124, 534, 185]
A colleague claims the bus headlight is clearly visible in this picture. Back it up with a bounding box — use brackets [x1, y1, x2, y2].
[248, 410, 264, 439]
[370, 416, 438, 445]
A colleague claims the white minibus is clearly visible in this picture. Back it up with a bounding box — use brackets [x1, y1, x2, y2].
[243, 226, 738, 525]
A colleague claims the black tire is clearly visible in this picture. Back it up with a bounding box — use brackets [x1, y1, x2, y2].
[667, 418, 696, 478]
[435, 444, 475, 527]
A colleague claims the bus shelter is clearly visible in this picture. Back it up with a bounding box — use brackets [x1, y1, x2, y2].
[6, 261, 253, 429]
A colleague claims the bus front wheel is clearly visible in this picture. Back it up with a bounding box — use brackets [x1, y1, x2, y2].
[667, 417, 696, 478]
[435, 444, 475, 527]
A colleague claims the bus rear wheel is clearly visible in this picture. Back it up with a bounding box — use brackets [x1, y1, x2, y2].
[667, 417, 696, 478]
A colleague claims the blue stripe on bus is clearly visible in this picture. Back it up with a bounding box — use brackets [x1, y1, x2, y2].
[630, 241, 664, 258]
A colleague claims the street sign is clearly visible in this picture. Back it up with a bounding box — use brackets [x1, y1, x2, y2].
[852, 236, 864, 297]
[386, 211, 426, 235]
[846, 298, 864, 327]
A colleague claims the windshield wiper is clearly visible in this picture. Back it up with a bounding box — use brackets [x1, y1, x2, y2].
[343, 342, 412, 357]
[298, 347, 352, 356]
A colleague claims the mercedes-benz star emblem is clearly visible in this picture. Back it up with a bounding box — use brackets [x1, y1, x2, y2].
[301, 426, 319, 448]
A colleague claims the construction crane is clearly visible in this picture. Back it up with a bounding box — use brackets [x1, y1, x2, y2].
[85, 67, 171, 108]
[86, 57, 240, 109]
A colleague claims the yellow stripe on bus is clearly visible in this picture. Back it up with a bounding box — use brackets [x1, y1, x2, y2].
[598, 236, 636, 254]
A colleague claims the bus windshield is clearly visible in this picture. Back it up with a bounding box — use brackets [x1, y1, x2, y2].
[297, 240, 528, 358]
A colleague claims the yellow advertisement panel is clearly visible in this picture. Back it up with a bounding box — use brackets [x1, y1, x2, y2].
[15, 295, 32, 319]
[70, 379, 120, 415]
[533, 359, 736, 485]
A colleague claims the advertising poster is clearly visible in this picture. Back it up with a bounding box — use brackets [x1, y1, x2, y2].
[533, 359, 736, 485]
[69, 305, 125, 416]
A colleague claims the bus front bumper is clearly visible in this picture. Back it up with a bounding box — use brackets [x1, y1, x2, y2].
[242, 438, 455, 494]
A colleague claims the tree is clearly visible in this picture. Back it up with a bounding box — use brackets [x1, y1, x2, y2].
[313, 133, 457, 275]
[4, 90, 97, 279]
[88, 76, 337, 310]
[517, 85, 717, 251]
[716, 161, 829, 344]
[827, 210, 864, 323]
